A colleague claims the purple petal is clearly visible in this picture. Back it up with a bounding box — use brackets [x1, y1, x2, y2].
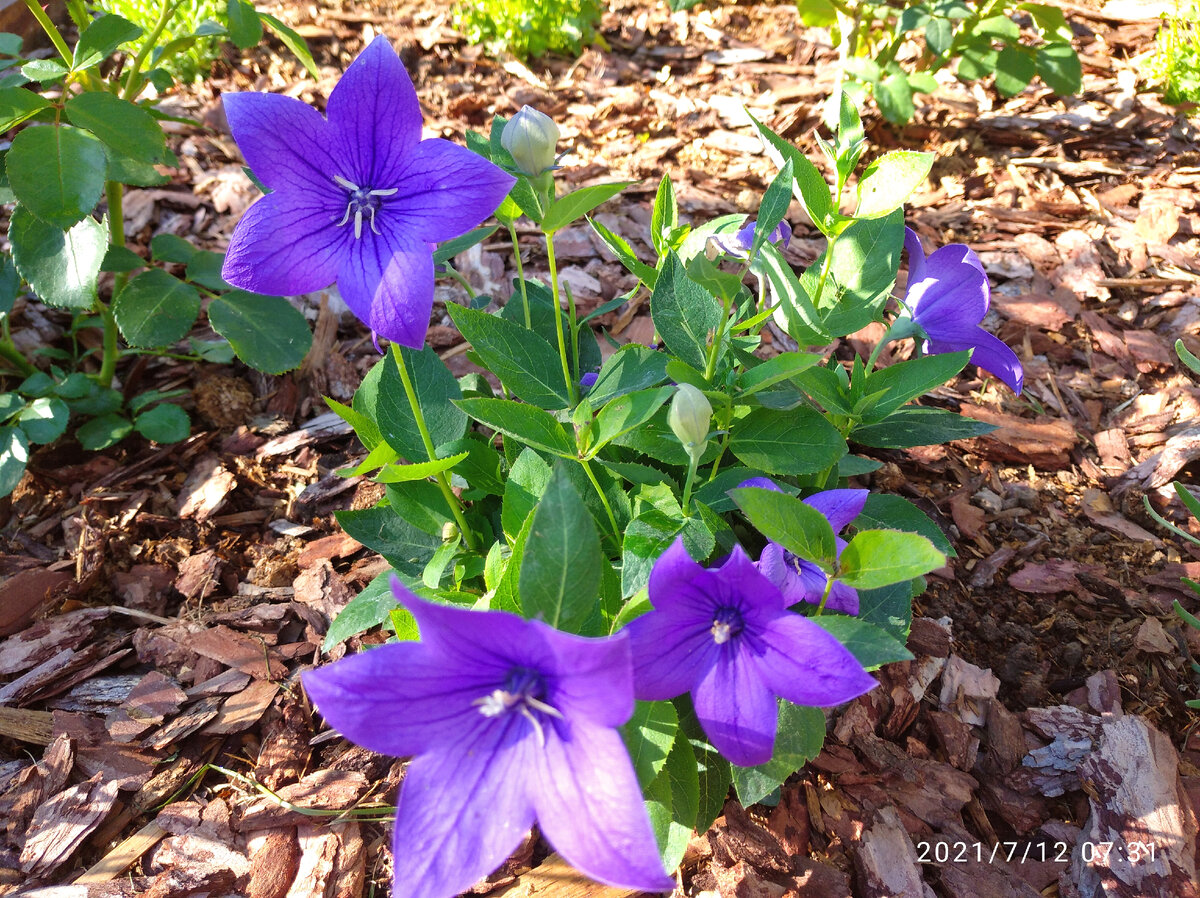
[388, 138, 516, 243]
[325, 36, 423, 187]
[736, 476, 781, 492]
[823, 580, 860, 616]
[534, 719, 676, 892]
[645, 538, 714, 615]
[692, 644, 778, 766]
[625, 605, 718, 701]
[755, 613, 877, 707]
[908, 244, 989, 327]
[392, 714, 536, 898]
[793, 558, 831, 605]
[803, 489, 869, 534]
[222, 91, 337, 192]
[757, 541, 788, 591]
[925, 325, 1024, 393]
[903, 227, 926, 285]
[714, 545, 787, 617]
[222, 191, 346, 296]
[536, 624, 636, 727]
[337, 229, 435, 348]
[301, 641, 494, 757]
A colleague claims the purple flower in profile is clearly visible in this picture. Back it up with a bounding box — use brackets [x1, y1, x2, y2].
[713, 218, 791, 261]
[903, 228, 1023, 393]
[624, 540, 876, 766]
[302, 580, 673, 898]
[748, 480, 869, 616]
[221, 37, 515, 348]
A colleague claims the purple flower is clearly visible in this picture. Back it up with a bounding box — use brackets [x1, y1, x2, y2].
[751, 482, 868, 616]
[624, 540, 876, 766]
[302, 579, 673, 898]
[903, 228, 1023, 393]
[713, 218, 791, 260]
[220, 37, 515, 348]
[579, 371, 599, 392]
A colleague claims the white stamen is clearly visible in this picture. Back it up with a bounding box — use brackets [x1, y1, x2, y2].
[353, 208, 363, 240]
[519, 704, 546, 747]
[474, 689, 518, 717]
[525, 695, 564, 719]
[333, 175, 360, 191]
[334, 205, 352, 228]
[711, 621, 733, 644]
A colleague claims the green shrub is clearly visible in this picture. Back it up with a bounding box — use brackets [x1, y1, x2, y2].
[1150, 1, 1200, 105]
[452, 0, 604, 59]
[93, 0, 225, 82]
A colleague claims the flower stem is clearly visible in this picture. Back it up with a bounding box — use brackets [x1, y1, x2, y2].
[578, 457, 620, 545]
[506, 221, 531, 328]
[543, 230, 578, 405]
[681, 451, 701, 517]
[96, 303, 119, 387]
[0, 335, 34, 376]
[21, 0, 72, 63]
[814, 574, 836, 616]
[121, 0, 185, 101]
[441, 264, 476, 300]
[812, 234, 840, 309]
[703, 291, 734, 383]
[706, 394, 734, 482]
[391, 344, 478, 552]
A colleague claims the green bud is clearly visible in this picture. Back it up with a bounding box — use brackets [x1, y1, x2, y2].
[668, 383, 712, 456]
[501, 105, 560, 177]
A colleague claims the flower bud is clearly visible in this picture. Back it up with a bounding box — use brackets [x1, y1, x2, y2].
[501, 106, 560, 176]
[668, 383, 712, 456]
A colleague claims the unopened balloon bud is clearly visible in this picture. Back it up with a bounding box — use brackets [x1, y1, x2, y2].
[501, 106, 560, 177]
[668, 383, 712, 457]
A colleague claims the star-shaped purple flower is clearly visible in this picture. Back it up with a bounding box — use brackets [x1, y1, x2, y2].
[221, 37, 515, 348]
[903, 227, 1024, 393]
[302, 579, 674, 898]
[752, 483, 868, 616]
[624, 540, 876, 767]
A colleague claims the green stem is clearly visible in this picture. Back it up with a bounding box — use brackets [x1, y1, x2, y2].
[578, 458, 620, 545]
[121, 0, 183, 101]
[681, 451, 701, 517]
[564, 280, 580, 386]
[812, 234, 840, 308]
[706, 394, 734, 482]
[0, 337, 35, 377]
[814, 573, 836, 616]
[544, 230, 578, 405]
[22, 0, 72, 63]
[506, 221, 531, 328]
[441, 263, 476, 300]
[703, 291, 734, 383]
[391, 344, 479, 552]
[106, 181, 129, 293]
[96, 303, 118, 387]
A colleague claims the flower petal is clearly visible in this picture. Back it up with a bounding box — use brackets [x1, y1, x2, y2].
[392, 714, 536, 898]
[926, 326, 1024, 393]
[536, 623, 636, 727]
[908, 244, 989, 328]
[222, 92, 338, 191]
[645, 538, 717, 615]
[534, 719, 676, 892]
[823, 581, 860, 616]
[803, 488, 868, 534]
[903, 227, 926, 286]
[755, 613, 877, 707]
[337, 228, 435, 348]
[222, 191, 347, 297]
[325, 35, 423, 187]
[692, 643, 778, 766]
[388, 139, 516, 243]
[715, 545, 788, 617]
[625, 604, 718, 701]
[301, 641, 493, 757]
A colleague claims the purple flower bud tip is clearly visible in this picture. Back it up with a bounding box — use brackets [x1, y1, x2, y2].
[302, 578, 674, 898]
[220, 36, 515, 350]
[624, 539, 876, 767]
[580, 371, 599, 390]
[903, 227, 1023, 393]
[713, 218, 792, 260]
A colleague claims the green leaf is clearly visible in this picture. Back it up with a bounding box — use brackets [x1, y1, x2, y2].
[21, 59, 68, 82]
[373, 347, 466, 460]
[184, 251, 230, 290]
[322, 572, 400, 651]
[732, 701, 825, 805]
[796, 0, 837, 26]
[0, 88, 49, 132]
[73, 14, 143, 70]
[650, 175, 677, 256]
[373, 451, 469, 484]
[995, 44, 1037, 97]
[856, 151, 934, 219]
[258, 12, 320, 79]
[77, 412, 132, 450]
[645, 732, 699, 872]
[809, 615, 913, 670]
[133, 403, 189, 443]
[541, 181, 634, 233]
[208, 291, 312, 374]
[586, 344, 669, 405]
[16, 397, 68, 445]
[65, 93, 165, 165]
[0, 255, 17, 316]
[113, 269, 200, 347]
[519, 462, 603, 631]
[1036, 43, 1081, 96]
[623, 700, 679, 789]
[502, 448, 553, 541]
[839, 530, 944, 589]
[588, 386, 674, 456]
[588, 217, 658, 287]
[439, 435, 504, 495]
[6, 125, 107, 229]
[455, 396, 574, 458]
[1020, 2, 1074, 42]
[1177, 339, 1200, 376]
[335, 506, 442, 577]
[150, 233, 198, 264]
[745, 112, 832, 230]
[0, 426, 29, 497]
[101, 243, 145, 273]
[751, 158, 794, 259]
[729, 407, 846, 475]
[738, 351, 820, 395]
[730, 486, 837, 569]
[227, 0, 264, 49]
[650, 251, 721, 371]
[958, 43, 999, 81]
[9, 208, 106, 309]
[757, 241, 829, 346]
[446, 304, 570, 409]
[694, 739, 733, 832]
[859, 350, 969, 421]
[856, 580, 914, 645]
[0, 33, 22, 56]
[854, 493, 953, 557]
[816, 210, 905, 338]
[875, 72, 915, 125]
[850, 406, 994, 448]
[432, 226, 497, 265]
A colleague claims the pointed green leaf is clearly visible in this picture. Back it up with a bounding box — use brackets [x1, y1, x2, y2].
[7, 125, 106, 228]
[113, 269, 200, 347]
[542, 181, 634, 233]
[455, 396, 574, 458]
[446, 304, 570, 409]
[730, 486, 837, 569]
[650, 251, 721, 371]
[9, 207, 106, 309]
[839, 529, 944, 589]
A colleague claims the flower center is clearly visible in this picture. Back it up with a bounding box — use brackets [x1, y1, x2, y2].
[473, 667, 562, 745]
[332, 175, 397, 239]
[710, 606, 744, 645]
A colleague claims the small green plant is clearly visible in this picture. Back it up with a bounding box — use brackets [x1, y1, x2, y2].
[452, 0, 604, 59]
[794, 0, 1082, 124]
[93, 0, 224, 82]
[1149, 1, 1200, 106]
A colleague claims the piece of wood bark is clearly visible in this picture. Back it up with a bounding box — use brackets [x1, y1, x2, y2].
[19, 773, 120, 876]
[73, 820, 167, 884]
[851, 805, 933, 898]
[494, 852, 652, 898]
